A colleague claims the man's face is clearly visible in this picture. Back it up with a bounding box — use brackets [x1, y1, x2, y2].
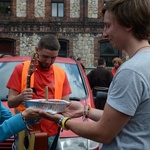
[103, 11, 128, 50]
[38, 48, 59, 70]
[80, 58, 85, 65]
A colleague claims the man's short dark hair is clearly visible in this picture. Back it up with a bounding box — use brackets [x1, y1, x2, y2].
[98, 57, 106, 65]
[38, 34, 60, 51]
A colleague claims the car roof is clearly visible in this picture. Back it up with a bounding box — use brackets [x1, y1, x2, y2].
[0, 56, 76, 64]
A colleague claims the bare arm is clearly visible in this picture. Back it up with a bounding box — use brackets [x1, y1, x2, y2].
[88, 107, 103, 121]
[65, 103, 130, 143]
[8, 88, 33, 108]
[63, 101, 103, 121]
[40, 103, 130, 143]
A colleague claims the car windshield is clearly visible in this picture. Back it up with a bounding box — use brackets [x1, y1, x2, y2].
[0, 61, 87, 101]
[55, 62, 87, 100]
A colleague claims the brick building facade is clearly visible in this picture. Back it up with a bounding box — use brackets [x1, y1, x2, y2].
[0, 0, 128, 68]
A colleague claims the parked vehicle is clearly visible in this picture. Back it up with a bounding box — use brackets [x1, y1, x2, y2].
[0, 55, 99, 150]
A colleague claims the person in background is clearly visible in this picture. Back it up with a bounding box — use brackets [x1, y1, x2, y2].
[6, 34, 71, 150]
[77, 57, 85, 71]
[94, 59, 98, 68]
[0, 101, 41, 142]
[111, 57, 123, 76]
[39, 0, 150, 149]
[87, 57, 113, 89]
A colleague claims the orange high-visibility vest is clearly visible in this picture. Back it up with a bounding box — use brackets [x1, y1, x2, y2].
[17, 60, 65, 112]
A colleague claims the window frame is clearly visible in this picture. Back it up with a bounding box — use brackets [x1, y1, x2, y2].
[0, 0, 11, 16]
[0, 38, 15, 55]
[58, 39, 68, 57]
[51, 0, 64, 17]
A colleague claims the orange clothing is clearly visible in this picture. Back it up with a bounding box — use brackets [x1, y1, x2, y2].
[7, 61, 71, 136]
[111, 67, 117, 76]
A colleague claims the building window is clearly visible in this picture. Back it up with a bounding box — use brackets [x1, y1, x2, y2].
[0, 38, 15, 55]
[52, 0, 64, 17]
[99, 40, 121, 67]
[0, 0, 11, 16]
[58, 40, 68, 57]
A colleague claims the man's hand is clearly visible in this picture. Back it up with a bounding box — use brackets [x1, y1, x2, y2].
[22, 107, 41, 119]
[21, 88, 33, 101]
[62, 101, 84, 118]
[8, 88, 33, 108]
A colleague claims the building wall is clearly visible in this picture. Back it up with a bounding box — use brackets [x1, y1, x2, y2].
[0, 0, 126, 68]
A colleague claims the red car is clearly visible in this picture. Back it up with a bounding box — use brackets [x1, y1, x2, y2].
[0, 55, 99, 150]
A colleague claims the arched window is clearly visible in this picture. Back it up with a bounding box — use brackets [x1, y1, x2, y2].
[58, 40, 68, 57]
[99, 40, 121, 67]
[0, 38, 15, 55]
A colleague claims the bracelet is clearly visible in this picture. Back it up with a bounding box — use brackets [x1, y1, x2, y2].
[20, 112, 33, 130]
[62, 117, 70, 130]
[85, 105, 91, 118]
[82, 105, 91, 121]
[58, 116, 65, 127]
[57, 116, 70, 130]
[82, 105, 86, 121]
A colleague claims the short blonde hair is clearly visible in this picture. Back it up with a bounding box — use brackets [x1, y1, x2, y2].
[112, 57, 123, 66]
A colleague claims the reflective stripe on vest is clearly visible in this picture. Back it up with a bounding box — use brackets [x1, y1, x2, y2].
[17, 61, 65, 112]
